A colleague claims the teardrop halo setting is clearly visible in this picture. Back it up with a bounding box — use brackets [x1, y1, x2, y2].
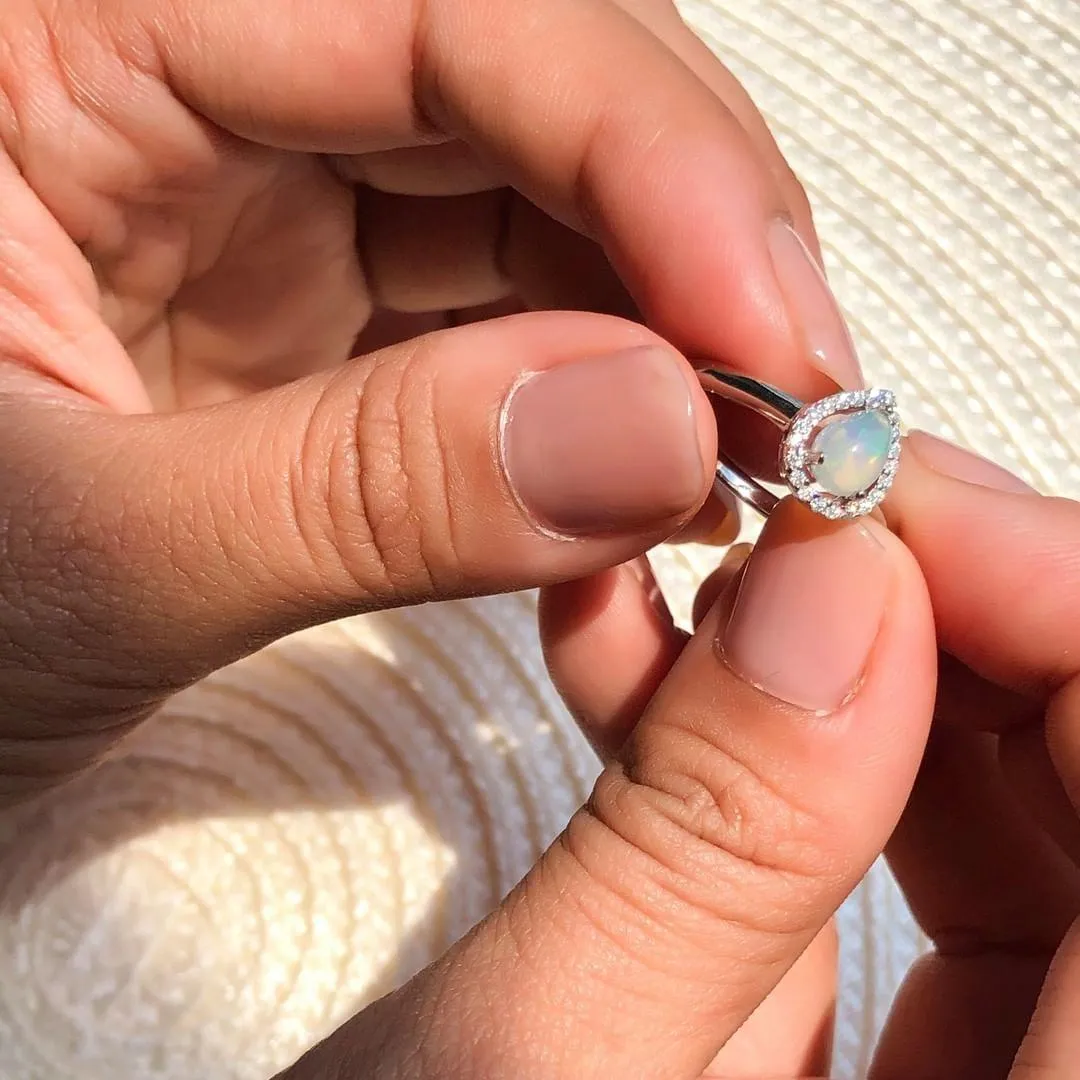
[698, 369, 903, 520]
[780, 388, 902, 519]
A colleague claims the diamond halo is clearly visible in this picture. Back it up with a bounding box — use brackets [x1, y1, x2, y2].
[779, 388, 902, 520]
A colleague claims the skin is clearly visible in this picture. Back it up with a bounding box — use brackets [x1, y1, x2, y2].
[0, 0, 1077, 1076]
[0, 0, 828, 757]
[542, 452, 1080, 1079]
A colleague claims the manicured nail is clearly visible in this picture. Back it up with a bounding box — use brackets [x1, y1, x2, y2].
[502, 346, 709, 535]
[906, 431, 1037, 494]
[722, 500, 889, 713]
[767, 220, 863, 390]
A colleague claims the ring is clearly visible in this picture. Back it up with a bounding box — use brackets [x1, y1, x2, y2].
[699, 369, 902, 520]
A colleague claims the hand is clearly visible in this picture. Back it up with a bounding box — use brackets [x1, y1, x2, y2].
[867, 434, 1080, 1077]
[278, 437, 1080, 1080]
[276, 499, 937, 1078]
[0, 0, 858, 803]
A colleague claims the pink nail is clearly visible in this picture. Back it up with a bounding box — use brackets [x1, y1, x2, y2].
[767, 220, 864, 390]
[501, 346, 708, 535]
[906, 431, 1037, 495]
[721, 501, 888, 713]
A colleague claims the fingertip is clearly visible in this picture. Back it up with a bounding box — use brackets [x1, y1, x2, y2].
[886, 432, 1080, 695]
[691, 542, 752, 630]
[718, 501, 896, 714]
[637, 498, 936, 864]
[672, 486, 741, 546]
[906, 430, 1038, 496]
[541, 559, 684, 758]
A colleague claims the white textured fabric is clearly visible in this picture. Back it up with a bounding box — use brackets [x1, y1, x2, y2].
[0, 1, 1076, 1077]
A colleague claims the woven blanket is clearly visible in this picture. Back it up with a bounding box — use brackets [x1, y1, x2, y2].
[0, 1, 1075, 1075]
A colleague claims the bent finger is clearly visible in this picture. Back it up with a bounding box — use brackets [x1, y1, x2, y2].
[332, 141, 503, 196]
[543, 536, 833, 1080]
[540, 558, 686, 758]
[136, 0, 860, 394]
[540, 538, 752, 759]
[885, 431, 1080, 699]
[614, 0, 820, 253]
[691, 544, 754, 629]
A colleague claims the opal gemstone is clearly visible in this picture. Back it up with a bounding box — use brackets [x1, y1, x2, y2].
[809, 409, 892, 497]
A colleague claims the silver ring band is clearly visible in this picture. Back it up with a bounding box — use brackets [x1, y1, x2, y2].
[699, 368, 902, 520]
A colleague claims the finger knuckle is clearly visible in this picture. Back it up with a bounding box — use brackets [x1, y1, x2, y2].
[316, 341, 463, 603]
[578, 725, 835, 939]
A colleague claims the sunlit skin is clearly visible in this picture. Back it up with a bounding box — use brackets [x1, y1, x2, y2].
[0, 0, 1078, 1076]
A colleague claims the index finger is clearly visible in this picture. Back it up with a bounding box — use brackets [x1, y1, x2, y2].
[123, 0, 859, 395]
[885, 432, 1080, 698]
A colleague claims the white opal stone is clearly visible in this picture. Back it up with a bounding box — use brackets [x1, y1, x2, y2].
[809, 409, 892, 497]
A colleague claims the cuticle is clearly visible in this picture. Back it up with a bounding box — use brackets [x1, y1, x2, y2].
[498, 370, 577, 543]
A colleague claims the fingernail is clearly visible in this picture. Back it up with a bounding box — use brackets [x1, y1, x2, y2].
[767, 220, 863, 389]
[722, 500, 889, 713]
[502, 346, 709, 535]
[906, 431, 1037, 495]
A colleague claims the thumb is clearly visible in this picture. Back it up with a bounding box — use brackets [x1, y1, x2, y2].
[276, 501, 937, 1079]
[2, 312, 714, 728]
